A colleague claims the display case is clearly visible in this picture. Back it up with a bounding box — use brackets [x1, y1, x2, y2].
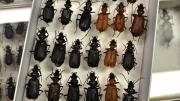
[14, 0, 158, 101]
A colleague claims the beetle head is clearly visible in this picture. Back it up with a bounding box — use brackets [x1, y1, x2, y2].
[117, 2, 125, 14]
[65, 0, 72, 8]
[109, 73, 115, 80]
[38, 27, 48, 40]
[6, 45, 11, 50]
[137, 4, 145, 15]
[101, 3, 108, 13]
[46, 0, 54, 6]
[33, 64, 39, 72]
[128, 81, 135, 88]
[5, 23, 12, 28]
[71, 72, 78, 79]
[109, 39, 117, 48]
[8, 76, 13, 84]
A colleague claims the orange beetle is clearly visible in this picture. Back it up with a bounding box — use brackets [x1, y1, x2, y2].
[104, 40, 118, 67]
[111, 2, 127, 36]
[130, 4, 147, 37]
[104, 73, 120, 101]
[96, 3, 110, 33]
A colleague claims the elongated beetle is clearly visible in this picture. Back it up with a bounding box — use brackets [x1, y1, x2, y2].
[69, 39, 82, 68]
[31, 27, 50, 62]
[130, 4, 147, 37]
[16, 22, 25, 34]
[85, 36, 101, 67]
[104, 73, 120, 101]
[4, 23, 14, 39]
[4, 45, 13, 66]
[16, 45, 23, 65]
[26, 64, 42, 99]
[104, 40, 118, 67]
[6, 75, 16, 100]
[96, 3, 110, 33]
[121, 41, 137, 74]
[84, 71, 102, 101]
[50, 32, 67, 67]
[111, 2, 127, 36]
[45, 69, 64, 101]
[65, 72, 82, 101]
[39, 0, 57, 24]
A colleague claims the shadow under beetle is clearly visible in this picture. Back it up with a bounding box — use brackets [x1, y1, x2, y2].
[69, 39, 82, 68]
[16, 22, 25, 34]
[130, 4, 147, 37]
[85, 36, 101, 67]
[96, 3, 110, 33]
[16, 45, 23, 65]
[4, 45, 13, 66]
[31, 27, 50, 62]
[39, 0, 57, 24]
[84, 71, 102, 101]
[121, 41, 137, 74]
[26, 64, 42, 100]
[50, 32, 67, 67]
[6, 75, 16, 100]
[4, 23, 14, 39]
[104, 39, 118, 67]
[65, 72, 82, 101]
[45, 69, 64, 101]
[104, 73, 120, 101]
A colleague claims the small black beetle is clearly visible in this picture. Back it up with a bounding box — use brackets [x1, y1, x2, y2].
[16, 22, 25, 34]
[121, 41, 137, 74]
[65, 72, 82, 101]
[84, 71, 102, 101]
[39, 0, 57, 24]
[69, 39, 82, 68]
[31, 27, 50, 62]
[4, 45, 13, 66]
[45, 69, 64, 101]
[4, 24, 14, 39]
[16, 45, 23, 65]
[85, 36, 101, 67]
[26, 64, 42, 100]
[6, 75, 16, 100]
[50, 32, 67, 67]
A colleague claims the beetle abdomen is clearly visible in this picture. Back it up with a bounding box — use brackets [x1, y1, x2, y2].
[48, 83, 61, 101]
[42, 6, 55, 23]
[105, 85, 118, 101]
[7, 85, 15, 100]
[79, 13, 91, 31]
[69, 50, 80, 68]
[86, 88, 99, 101]
[122, 53, 134, 71]
[5, 28, 14, 39]
[26, 79, 40, 99]
[87, 50, 100, 67]
[34, 41, 48, 62]
[67, 86, 80, 101]
[113, 15, 125, 32]
[61, 9, 72, 25]
[104, 49, 117, 67]
[96, 14, 109, 32]
[5, 54, 13, 65]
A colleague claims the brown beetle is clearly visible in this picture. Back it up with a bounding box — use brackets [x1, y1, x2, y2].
[111, 2, 127, 36]
[104, 40, 118, 67]
[130, 4, 147, 37]
[96, 3, 110, 33]
[104, 73, 120, 101]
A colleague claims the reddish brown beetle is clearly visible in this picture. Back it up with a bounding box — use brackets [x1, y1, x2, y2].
[130, 4, 147, 37]
[104, 73, 120, 101]
[111, 2, 127, 36]
[104, 40, 118, 67]
[96, 3, 110, 33]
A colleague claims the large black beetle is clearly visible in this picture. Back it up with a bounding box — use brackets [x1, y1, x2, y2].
[16, 22, 25, 34]
[6, 75, 16, 100]
[4, 24, 14, 39]
[4, 45, 13, 66]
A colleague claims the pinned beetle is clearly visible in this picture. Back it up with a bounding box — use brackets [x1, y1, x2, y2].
[6, 75, 16, 100]
[96, 3, 110, 33]
[104, 73, 120, 101]
[31, 27, 50, 62]
[26, 64, 42, 99]
[16, 45, 23, 65]
[4, 23, 14, 39]
[65, 72, 82, 101]
[4, 45, 13, 66]
[121, 41, 137, 73]
[50, 32, 67, 67]
[104, 40, 118, 67]
[111, 2, 127, 36]
[69, 39, 82, 68]
[130, 4, 147, 37]
[84, 71, 102, 101]
[45, 69, 64, 101]
[39, 0, 57, 24]
[16, 22, 25, 34]
[85, 36, 101, 67]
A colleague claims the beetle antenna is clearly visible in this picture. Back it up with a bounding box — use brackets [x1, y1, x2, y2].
[119, 73, 128, 83]
[134, 77, 144, 84]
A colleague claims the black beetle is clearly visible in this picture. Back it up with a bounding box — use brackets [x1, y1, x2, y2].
[4, 24, 14, 39]
[31, 27, 50, 62]
[69, 39, 82, 68]
[4, 45, 13, 66]
[6, 75, 16, 100]
[65, 72, 82, 101]
[16, 45, 23, 65]
[39, 0, 57, 24]
[26, 64, 42, 99]
[50, 32, 67, 67]
[85, 36, 101, 67]
[16, 22, 25, 34]
[45, 69, 64, 101]
[121, 41, 137, 74]
[84, 71, 102, 101]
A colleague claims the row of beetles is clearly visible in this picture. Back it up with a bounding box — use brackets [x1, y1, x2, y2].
[26, 65, 140, 101]
[32, 27, 137, 73]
